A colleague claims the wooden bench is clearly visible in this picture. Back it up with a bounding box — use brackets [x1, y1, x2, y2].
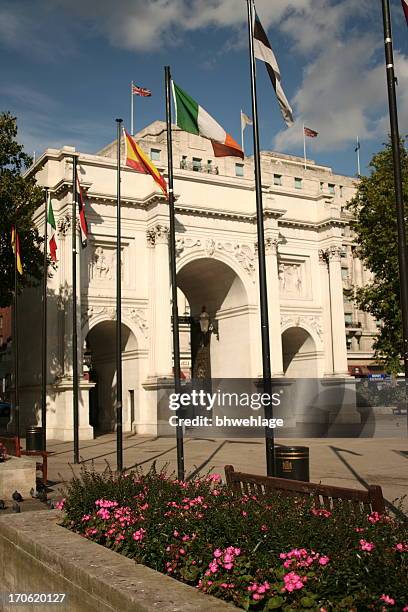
[224, 465, 385, 514]
[0, 435, 48, 486]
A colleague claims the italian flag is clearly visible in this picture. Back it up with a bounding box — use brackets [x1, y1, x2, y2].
[47, 194, 57, 262]
[172, 82, 244, 159]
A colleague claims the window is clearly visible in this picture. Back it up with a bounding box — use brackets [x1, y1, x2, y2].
[192, 157, 202, 171]
[339, 185, 343, 198]
[235, 163, 244, 177]
[341, 267, 349, 281]
[328, 183, 335, 195]
[150, 148, 161, 161]
[345, 313, 353, 325]
[320, 182, 324, 191]
[294, 177, 302, 189]
[180, 155, 187, 169]
[274, 174, 282, 186]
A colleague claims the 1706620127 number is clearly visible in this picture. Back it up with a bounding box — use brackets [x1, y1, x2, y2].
[4, 593, 66, 605]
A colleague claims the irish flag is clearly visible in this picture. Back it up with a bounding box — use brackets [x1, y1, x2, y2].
[124, 130, 167, 196]
[172, 82, 244, 159]
[47, 193, 57, 262]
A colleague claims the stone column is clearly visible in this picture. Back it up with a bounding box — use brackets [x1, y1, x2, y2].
[150, 224, 173, 377]
[265, 237, 283, 375]
[327, 246, 349, 375]
[318, 249, 334, 375]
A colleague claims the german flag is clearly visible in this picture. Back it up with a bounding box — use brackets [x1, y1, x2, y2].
[11, 226, 23, 275]
[124, 129, 167, 197]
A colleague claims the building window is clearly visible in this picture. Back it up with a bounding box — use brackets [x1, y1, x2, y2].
[180, 155, 187, 169]
[339, 185, 343, 197]
[150, 148, 161, 162]
[235, 163, 244, 177]
[192, 157, 202, 171]
[345, 313, 353, 325]
[320, 181, 324, 191]
[274, 174, 282, 186]
[341, 267, 349, 280]
[328, 183, 335, 195]
[294, 177, 302, 189]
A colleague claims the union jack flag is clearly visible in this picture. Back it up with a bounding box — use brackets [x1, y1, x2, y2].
[132, 85, 152, 97]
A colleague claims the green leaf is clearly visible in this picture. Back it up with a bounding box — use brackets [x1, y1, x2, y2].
[265, 595, 285, 609]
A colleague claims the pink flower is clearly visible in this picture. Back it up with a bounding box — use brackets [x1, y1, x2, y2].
[282, 572, 306, 592]
[394, 542, 408, 552]
[213, 549, 222, 558]
[368, 511, 382, 524]
[81, 514, 91, 522]
[355, 527, 365, 533]
[179, 548, 186, 555]
[319, 556, 330, 565]
[380, 595, 395, 605]
[132, 528, 146, 542]
[207, 473, 222, 483]
[402, 606, 408, 611]
[55, 498, 65, 510]
[261, 524, 269, 532]
[311, 507, 332, 518]
[359, 539, 375, 552]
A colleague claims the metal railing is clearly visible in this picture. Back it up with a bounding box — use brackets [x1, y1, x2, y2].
[180, 160, 219, 175]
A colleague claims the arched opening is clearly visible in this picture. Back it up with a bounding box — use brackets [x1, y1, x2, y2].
[86, 321, 138, 435]
[282, 327, 318, 377]
[177, 258, 250, 379]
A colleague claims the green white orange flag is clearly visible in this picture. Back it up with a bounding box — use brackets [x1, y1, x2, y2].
[47, 193, 57, 262]
[11, 226, 23, 275]
[172, 82, 244, 159]
[124, 129, 167, 196]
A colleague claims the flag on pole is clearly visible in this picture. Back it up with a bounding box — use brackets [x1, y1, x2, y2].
[253, 10, 294, 127]
[355, 141, 361, 152]
[47, 194, 57, 262]
[124, 129, 167, 196]
[241, 110, 253, 131]
[304, 126, 318, 138]
[402, 0, 408, 25]
[132, 85, 152, 97]
[76, 178, 89, 247]
[172, 81, 244, 158]
[11, 226, 23, 275]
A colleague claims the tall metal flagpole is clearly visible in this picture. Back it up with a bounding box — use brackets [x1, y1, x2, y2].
[72, 156, 79, 464]
[241, 110, 245, 154]
[381, 0, 408, 428]
[131, 82, 134, 136]
[246, 0, 275, 476]
[116, 118, 124, 471]
[356, 136, 361, 176]
[13, 228, 19, 440]
[165, 65, 184, 481]
[41, 189, 49, 452]
[303, 124, 307, 170]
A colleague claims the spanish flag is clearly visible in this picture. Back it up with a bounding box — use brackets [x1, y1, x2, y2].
[11, 225, 23, 275]
[124, 129, 167, 197]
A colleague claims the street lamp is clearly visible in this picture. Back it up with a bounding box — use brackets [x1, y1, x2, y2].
[198, 306, 218, 342]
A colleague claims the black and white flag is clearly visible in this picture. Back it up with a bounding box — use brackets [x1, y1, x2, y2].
[253, 11, 294, 127]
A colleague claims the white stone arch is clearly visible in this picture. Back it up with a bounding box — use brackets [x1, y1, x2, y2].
[280, 319, 322, 352]
[82, 311, 146, 350]
[281, 323, 324, 378]
[176, 247, 257, 304]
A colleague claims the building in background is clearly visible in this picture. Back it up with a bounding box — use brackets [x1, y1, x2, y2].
[17, 121, 377, 440]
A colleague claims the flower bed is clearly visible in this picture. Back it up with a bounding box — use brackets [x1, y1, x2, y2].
[60, 465, 408, 610]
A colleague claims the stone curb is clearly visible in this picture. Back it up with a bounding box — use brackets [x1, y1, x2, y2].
[0, 510, 236, 611]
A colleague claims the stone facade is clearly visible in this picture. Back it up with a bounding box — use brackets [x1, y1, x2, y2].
[16, 121, 376, 439]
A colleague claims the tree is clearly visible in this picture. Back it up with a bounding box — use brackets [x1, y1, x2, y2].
[0, 112, 44, 307]
[347, 139, 408, 373]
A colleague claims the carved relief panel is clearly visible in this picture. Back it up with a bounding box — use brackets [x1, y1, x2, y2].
[89, 244, 124, 284]
[278, 258, 311, 299]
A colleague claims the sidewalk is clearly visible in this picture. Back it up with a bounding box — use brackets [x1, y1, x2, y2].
[42, 434, 408, 514]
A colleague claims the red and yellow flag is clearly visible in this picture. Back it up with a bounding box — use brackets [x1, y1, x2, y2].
[124, 129, 167, 197]
[11, 226, 23, 275]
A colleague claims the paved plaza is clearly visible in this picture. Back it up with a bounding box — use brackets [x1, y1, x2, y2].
[38, 428, 407, 515]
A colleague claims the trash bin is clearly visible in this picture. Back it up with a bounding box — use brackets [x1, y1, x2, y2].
[26, 426, 44, 451]
[276, 446, 309, 481]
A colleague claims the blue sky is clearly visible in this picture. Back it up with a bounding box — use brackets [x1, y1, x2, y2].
[1, 0, 408, 178]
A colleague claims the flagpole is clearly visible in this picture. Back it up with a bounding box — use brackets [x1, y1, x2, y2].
[131, 81, 134, 136]
[41, 189, 48, 452]
[381, 0, 408, 430]
[303, 124, 307, 170]
[116, 118, 124, 471]
[165, 65, 184, 481]
[241, 110, 245, 154]
[246, 0, 275, 476]
[72, 155, 79, 464]
[356, 136, 361, 176]
[13, 227, 19, 441]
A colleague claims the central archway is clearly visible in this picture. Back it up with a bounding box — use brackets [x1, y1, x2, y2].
[177, 257, 250, 379]
[86, 320, 138, 434]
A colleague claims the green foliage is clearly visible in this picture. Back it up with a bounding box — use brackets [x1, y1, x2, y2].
[347, 139, 408, 373]
[60, 464, 408, 610]
[0, 112, 44, 307]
